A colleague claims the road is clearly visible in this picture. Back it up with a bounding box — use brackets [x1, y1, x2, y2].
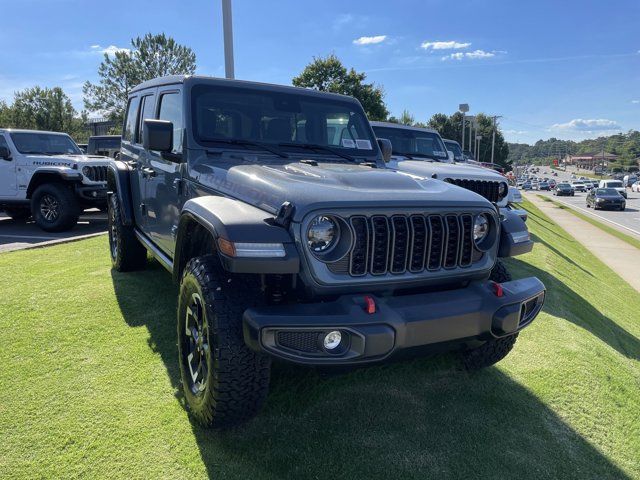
[522, 168, 640, 238]
[0, 210, 107, 253]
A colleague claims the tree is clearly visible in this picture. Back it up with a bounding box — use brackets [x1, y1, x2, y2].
[292, 54, 388, 120]
[83, 33, 196, 123]
[398, 109, 415, 126]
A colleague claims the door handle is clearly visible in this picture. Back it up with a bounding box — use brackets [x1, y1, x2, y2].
[142, 167, 157, 178]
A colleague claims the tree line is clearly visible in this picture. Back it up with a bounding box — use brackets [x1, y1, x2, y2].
[0, 34, 510, 166]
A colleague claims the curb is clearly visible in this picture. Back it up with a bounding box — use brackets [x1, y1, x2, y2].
[0, 231, 107, 254]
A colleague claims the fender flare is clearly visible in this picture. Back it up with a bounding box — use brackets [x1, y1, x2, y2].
[498, 209, 533, 258]
[107, 160, 134, 225]
[26, 167, 82, 197]
[173, 196, 299, 282]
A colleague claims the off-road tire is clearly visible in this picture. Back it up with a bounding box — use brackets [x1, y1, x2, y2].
[3, 207, 31, 221]
[108, 194, 147, 271]
[177, 255, 271, 429]
[461, 333, 519, 370]
[31, 183, 79, 232]
[489, 259, 512, 283]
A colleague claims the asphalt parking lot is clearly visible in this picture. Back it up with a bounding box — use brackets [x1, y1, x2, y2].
[522, 169, 640, 237]
[0, 210, 107, 253]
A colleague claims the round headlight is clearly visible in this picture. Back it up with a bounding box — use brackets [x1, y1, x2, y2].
[307, 216, 338, 253]
[474, 214, 490, 242]
[82, 166, 91, 176]
[499, 182, 508, 197]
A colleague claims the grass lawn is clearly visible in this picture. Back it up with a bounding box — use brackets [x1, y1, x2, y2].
[1, 201, 639, 479]
[538, 195, 640, 250]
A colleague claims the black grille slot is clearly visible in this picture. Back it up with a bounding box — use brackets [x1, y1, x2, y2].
[427, 216, 444, 270]
[370, 216, 389, 275]
[345, 212, 480, 277]
[459, 215, 473, 267]
[409, 215, 428, 272]
[349, 216, 369, 276]
[446, 178, 501, 203]
[277, 331, 322, 353]
[85, 165, 108, 182]
[444, 215, 461, 269]
[389, 216, 409, 273]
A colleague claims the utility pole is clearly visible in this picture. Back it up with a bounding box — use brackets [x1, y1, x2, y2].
[459, 104, 469, 152]
[222, 0, 235, 79]
[490, 115, 502, 164]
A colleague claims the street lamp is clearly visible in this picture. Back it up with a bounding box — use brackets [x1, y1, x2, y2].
[459, 104, 469, 152]
[476, 135, 482, 161]
[222, 0, 235, 79]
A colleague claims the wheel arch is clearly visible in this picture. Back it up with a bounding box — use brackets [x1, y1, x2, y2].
[107, 161, 135, 226]
[26, 169, 81, 198]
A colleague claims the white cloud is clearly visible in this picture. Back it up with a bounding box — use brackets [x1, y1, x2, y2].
[353, 35, 387, 46]
[503, 129, 528, 135]
[442, 49, 498, 60]
[421, 40, 471, 50]
[89, 44, 130, 56]
[631, 100, 640, 104]
[551, 118, 621, 131]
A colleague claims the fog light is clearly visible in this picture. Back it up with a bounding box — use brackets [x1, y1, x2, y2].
[323, 331, 342, 350]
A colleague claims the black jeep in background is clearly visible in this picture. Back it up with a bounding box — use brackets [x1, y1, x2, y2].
[107, 75, 545, 428]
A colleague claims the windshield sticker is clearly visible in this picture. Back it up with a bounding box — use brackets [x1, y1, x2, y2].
[355, 139, 372, 150]
[341, 139, 356, 148]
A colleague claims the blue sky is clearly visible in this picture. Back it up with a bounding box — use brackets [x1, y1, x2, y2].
[1, 0, 638, 144]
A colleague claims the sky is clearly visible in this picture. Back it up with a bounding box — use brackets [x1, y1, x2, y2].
[0, 0, 638, 145]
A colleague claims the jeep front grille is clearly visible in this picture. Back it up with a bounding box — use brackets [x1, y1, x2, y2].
[84, 165, 108, 182]
[445, 178, 502, 203]
[346, 213, 475, 277]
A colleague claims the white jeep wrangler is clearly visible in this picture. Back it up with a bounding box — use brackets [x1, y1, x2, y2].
[0, 129, 111, 232]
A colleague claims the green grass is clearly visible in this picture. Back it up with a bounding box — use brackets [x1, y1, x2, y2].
[1, 202, 639, 479]
[538, 195, 640, 250]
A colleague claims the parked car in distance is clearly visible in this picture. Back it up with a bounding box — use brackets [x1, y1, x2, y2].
[598, 179, 627, 198]
[538, 181, 551, 191]
[0, 128, 110, 231]
[623, 174, 638, 188]
[522, 181, 532, 190]
[586, 188, 626, 210]
[632, 181, 640, 193]
[87, 135, 121, 158]
[107, 75, 544, 429]
[571, 181, 586, 192]
[78, 143, 88, 153]
[442, 138, 465, 162]
[554, 183, 574, 196]
[548, 179, 557, 189]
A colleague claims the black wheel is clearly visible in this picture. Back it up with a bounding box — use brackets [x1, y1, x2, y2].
[31, 183, 79, 232]
[3, 207, 31, 221]
[108, 194, 147, 271]
[461, 333, 519, 370]
[177, 255, 271, 429]
[490, 259, 512, 283]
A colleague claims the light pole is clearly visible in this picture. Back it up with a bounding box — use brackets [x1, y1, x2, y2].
[476, 135, 482, 161]
[459, 104, 469, 151]
[222, 0, 235, 79]
[490, 115, 502, 164]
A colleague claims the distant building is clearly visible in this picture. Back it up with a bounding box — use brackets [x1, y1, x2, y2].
[563, 152, 618, 170]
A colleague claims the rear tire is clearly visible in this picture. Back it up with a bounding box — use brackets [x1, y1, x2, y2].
[461, 333, 519, 370]
[3, 207, 31, 221]
[108, 194, 147, 271]
[177, 255, 271, 429]
[31, 183, 79, 232]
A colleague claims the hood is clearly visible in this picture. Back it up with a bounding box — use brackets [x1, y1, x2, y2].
[388, 157, 505, 183]
[27, 153, 111, 167]
[189, 156, 492, 220]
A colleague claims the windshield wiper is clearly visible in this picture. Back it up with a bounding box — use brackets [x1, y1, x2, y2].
[278, 142, 356, 162]
[206, 138, 289, 158]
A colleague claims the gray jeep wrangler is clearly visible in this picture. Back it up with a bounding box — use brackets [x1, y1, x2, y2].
[108, 75, 545, 428]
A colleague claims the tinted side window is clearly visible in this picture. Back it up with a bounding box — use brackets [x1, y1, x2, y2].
[136, 95, 156, 145]
[158, 92, 183, 153]
[123, 97, 140, 142]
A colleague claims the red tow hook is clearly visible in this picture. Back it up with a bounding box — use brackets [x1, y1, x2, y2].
[491, 281, 504, 298]
[364, 295, 376, 314]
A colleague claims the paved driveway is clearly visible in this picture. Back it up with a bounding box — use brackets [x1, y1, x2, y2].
[0, 210, 107, 253]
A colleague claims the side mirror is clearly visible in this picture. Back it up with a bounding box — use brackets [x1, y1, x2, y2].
[377, 138, 392, 163]
[447, 151, 455, 163]
[0, 145, 11, 160]
[143, 119, 173, 152]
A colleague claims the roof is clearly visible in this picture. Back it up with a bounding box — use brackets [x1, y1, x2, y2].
[369, 121, 440, 135]
[130, 75, 358, 103]
[0, 128, 71, 136]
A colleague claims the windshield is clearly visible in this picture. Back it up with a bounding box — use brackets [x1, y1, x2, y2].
[10, 132, 81, 155]
[191, 84, 377, 158]
[371, 126, 448, 161]
[558, 183, 571, 188]
[443, 140, 463, 160]
[597, 188, 619, 195]
[606, 181, 623, 187]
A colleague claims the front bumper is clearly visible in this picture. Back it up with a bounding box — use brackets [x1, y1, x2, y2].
[76, 185, 108, 203]
[243, 277, 545, 365]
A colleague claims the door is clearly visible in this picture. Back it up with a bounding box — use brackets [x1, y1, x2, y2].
[119, 96, 146, 227]
[0, 134, 17, 198]
[143, 88, 184, 255]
